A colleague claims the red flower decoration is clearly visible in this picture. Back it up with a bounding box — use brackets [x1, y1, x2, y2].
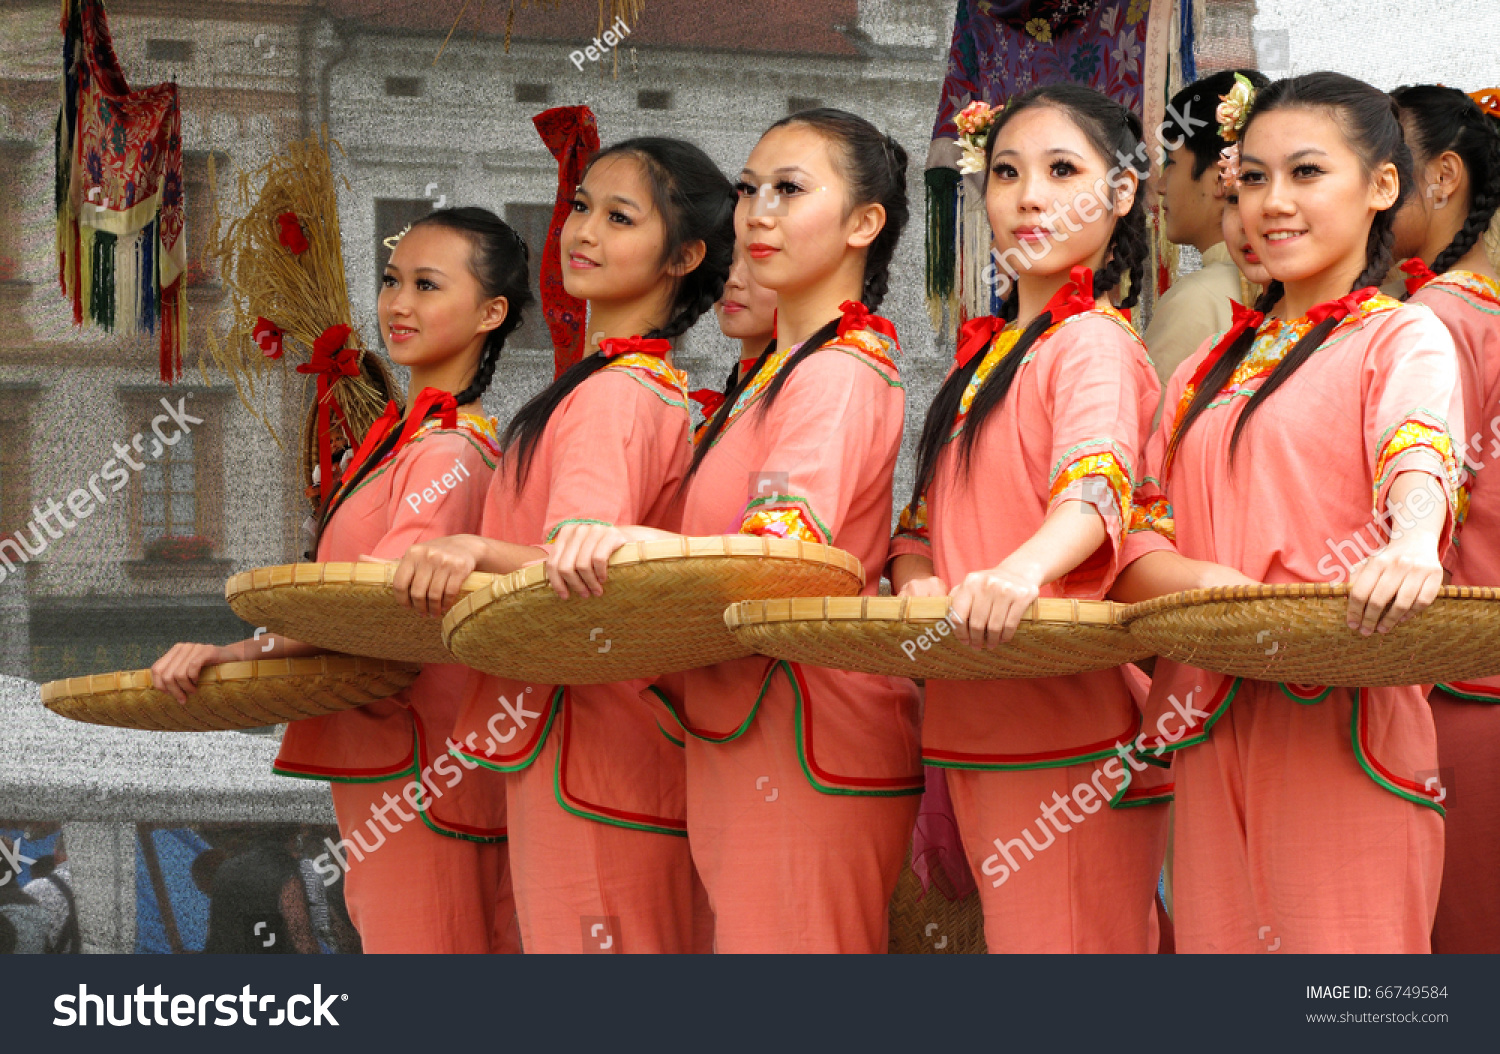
[599, 336, 672, 359]
[252, 317, 284, 359]
[276, 212, 310, 255]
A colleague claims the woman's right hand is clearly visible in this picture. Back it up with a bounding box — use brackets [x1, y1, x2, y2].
[387, 535, 491, 617]
[152, 642, 235, 704]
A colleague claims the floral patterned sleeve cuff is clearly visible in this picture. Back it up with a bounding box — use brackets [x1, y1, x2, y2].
[1372, 415, 1461, 547]
[1048, 450, 1132, 548]
[738, 494, 830, 544]
[892, 495, 932, 551]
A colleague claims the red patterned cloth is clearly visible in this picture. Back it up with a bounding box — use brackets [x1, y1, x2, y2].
[533, 106, 601, 379]
[57, 0, 186, 382]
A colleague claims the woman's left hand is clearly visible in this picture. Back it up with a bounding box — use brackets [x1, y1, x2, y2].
[948, 556, 1044, 650]
[1347, 531, 1444, 636]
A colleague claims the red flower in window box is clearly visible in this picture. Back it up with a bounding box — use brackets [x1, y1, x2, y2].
[144, 535, 214, 561]
[276, 212, 310, 255]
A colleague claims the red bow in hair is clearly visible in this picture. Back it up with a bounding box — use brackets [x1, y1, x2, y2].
[1401, 258, 1439, 294]
[396, 388, 459, 449]
[1182, 299, 1264, 409]
[835, 301, 901, 349]
[1039, 265, 1100, 321]
[252, 317, 284, 359]
[689, 389, 726, 418]
[955, 316, 1007, 370]
[296, 325, 359, 504]
[599, 336, 672, 360]
[276, 212, 310, 255]
[1306, 286, 1379, 326]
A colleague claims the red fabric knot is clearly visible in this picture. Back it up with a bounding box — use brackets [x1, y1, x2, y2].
[396, 387, 459, 449]
[339, 399, 403, 487]
[599, 336, 672, 360]
[1305, 286, 1379, 326]
[1039, 265, 1099, 322]
[276, 212, 309, 255]
[1401, 258, 1439, 295]
[955, 315, 1007, 370]
[835, 300, 901, 349]
[296, 324, 358, 504]
[689, 389, 726, 418]
[252, 317, 284, 359]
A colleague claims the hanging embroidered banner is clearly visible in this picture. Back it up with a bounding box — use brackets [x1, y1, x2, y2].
[533, 105, 601, 379]
[56, 0, 186, 383]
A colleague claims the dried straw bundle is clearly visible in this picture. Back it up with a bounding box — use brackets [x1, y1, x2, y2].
[200, 131, 400, 504]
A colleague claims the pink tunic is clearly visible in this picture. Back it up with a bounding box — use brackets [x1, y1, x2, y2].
[889, 307, 1166, 786]
[1410, 271, 1500, 697]
[670, 329, 923, 792]
[275, 413, 507, 841]
[1126, 293, 1464, 951]
[450, 353, 692, 832]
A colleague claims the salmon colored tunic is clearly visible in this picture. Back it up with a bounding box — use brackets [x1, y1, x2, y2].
[1410, 269, 1500, 953]
[888, 306, 1169, 952]
[447, 353, 698, 953]
[1125, 293, 1464, 952]
[669, 327, 923, 952]
[273, 413, 516, 952]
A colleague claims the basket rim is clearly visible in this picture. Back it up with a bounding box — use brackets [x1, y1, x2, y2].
[225, 561, 495, 602]
[724, 594, 1131, 630]
[444, 535, 866, 634]
[39, 654, 419, 703]
[1122, 583, 1500, 623]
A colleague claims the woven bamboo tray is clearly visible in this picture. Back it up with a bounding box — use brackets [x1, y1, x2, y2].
[225, 562, 493, 663]
[41, 655, 421, 732]
[887, 854, 985, 954]
[442, 535, 865, 684]
[725, 595, 1147, 679]
[1124, 583, 1500, 686]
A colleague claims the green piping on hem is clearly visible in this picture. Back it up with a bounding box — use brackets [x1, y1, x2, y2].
[1278, 683, 1334, 704]
[1349, 693, 1446, 816]
[450, 686, 563, 773]
[654, 669, 771, 744]
[782, 661, 923, 798]
[1434, 683, 1500, 702]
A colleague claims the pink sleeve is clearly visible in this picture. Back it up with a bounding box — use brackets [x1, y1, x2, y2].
[1120, 343, 1205, 569]
[365, 432, 494, 560]
[541, 371, 691, 540]
[738, 349, 901, 544]
[1041, 318, 1160, 593]
[1364, 306, 1465, 555]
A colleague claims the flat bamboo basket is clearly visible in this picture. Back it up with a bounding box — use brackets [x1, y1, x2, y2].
[225, 562, 493, 664]
[1123, 583, 1500, 686]
[41, 655, 420, 732]
[443, 536, 865, 684]
[726, 595, 1147, 679]
[887, 854, 986, 954]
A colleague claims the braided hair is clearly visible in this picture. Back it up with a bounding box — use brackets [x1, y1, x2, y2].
[307, 206, 531, 556]
[909, 84, 1152, 507]
[503, 137, 736, 486]
[1391, 84, 1500, 279]
[1170, 72, 1414, 464]
[687, 108, 910, 477]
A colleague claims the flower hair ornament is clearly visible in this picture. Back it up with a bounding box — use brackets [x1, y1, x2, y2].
[955, 100, 1000, 176]
[1469, 88, 1500, 120]
[382, 223, 412, 252]
[1215, 73, 1258, 195]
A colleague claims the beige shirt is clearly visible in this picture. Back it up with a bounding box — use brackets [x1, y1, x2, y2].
[1143, 242, 1250, 393]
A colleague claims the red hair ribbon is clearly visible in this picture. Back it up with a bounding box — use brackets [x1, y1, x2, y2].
[689, 389, 726, 418]
[1401, 258, 1438, 294]
[396, 387, 459, 449]
[599, 336, 672, 359]
[835, 300, 901, 349]
[252, 317, 284, 359]
[276, 212, 309, 255]
[296, 324, 359, 504]
[1182, 299, 1264, 408]
[1306, 286, 1379, 326]
[1039, 265, 1100, 321]
[1469, 88, 1500, 120]
[955, 315, 1007, 370]
[339, 400, 403, 489]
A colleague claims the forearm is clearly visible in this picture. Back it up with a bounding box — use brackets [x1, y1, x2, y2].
[1383, 470, 1447, 552]
[1004, 499, 1108, 585]
[467, 536, 549, 574]
[889, 553, 936, 594]
[219, 633, 325, 663]
[1109, 550, 1258, 603]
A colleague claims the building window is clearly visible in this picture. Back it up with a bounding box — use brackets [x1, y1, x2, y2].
[515, 83, 550, 104]
[384, 77, 423, 98]
[146, 39, 193, 63]
[121, 389, 227, 561]
[637, 90, 672, 111]
[504, 203, 554, 350]
[788, 96, 822, 114]
[374, 198, 435, 296]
